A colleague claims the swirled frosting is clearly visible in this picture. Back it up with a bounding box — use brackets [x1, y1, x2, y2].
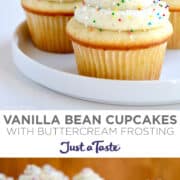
[0, 174, 13, 180]
[75, 0, 170, 31]
[43, 0, 78, 2]
[85, 0, 153, 10]
[165, 0, 180, 8]
[0, 174, 6, 180]
[19, 165, 68, 180]
[19, 165, 42, 180]
[41, 165, 69, 180]
[73, 168, 104, 180]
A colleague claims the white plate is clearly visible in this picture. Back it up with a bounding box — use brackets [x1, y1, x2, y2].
[12, 22, 180, 106]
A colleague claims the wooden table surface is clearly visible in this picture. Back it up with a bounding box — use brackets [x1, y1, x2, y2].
[0, 159, 180, 180]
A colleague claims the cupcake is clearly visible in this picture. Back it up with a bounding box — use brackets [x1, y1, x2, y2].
[19, 164, 69, 180]
[21, 0, 81, 53]
[67, 0, 173, 80]
[0, 174, 13, 180]
[166, 0, 180, 48]
[73, 168, 104, 180]
[18, 165, 42, 180]
[41, 165, 69, 180]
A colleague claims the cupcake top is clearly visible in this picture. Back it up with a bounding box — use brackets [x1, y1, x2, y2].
[75, 0, 170, 31]
[0, 174, 13, 180]
[165, 0, 180, 9]
[40, 0, 79, 2]
[19, 164, 68, 180]
[73, 168, 104, 180]
[85, 0, 153, 10]
[19, 165, 42, 180]
[22, 0, 81, 14]
[41, 165, 69, 180]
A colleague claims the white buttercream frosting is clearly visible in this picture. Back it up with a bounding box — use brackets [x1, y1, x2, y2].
[165, 0, 180, 8]
[24, 165, 42, 175]
[0, 173, 13, 180]
[85, 0, 153, 10]
[19, 165, 68, 180]
[41, 165, 69, 180]
[73, 168, 104, 180]
[19, 165, 42, 180]
[41, 0, 79, 3]
[0, 174, 6, 180]
[75, 0, 170, 31]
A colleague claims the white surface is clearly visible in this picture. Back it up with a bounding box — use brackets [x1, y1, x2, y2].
[1, 0, 180, 109]
[1, 111, 180, 158]
[13, 22, 180, 106]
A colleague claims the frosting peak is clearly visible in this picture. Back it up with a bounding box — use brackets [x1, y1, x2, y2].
[24, 165, 41, 175]
[0, 174, 13, 180]
[73, 168, 104, 180]
[41, 0, 79, 3]
[84, 0, 153, 10]
[75, 0, 170, 31]
[42, 165, 69, 180]
[19, 164, 69, 180]
[0, 174, 6, 180]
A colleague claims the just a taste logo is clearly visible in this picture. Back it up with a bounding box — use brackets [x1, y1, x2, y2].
[59, 140, 121, 154]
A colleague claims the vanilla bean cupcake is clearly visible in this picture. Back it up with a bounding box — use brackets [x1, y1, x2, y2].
[19, 164, 69, 180]
[73, 168, 104, 180]
[67, 0, 173, 80]
[21, 0, 81, 53]
[41, 165, 69, 180]
[0, 173, 13, 180]
[166, 0, 180, 49]
[18, 165, 42, 180]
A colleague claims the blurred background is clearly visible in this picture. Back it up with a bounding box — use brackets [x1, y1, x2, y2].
[0, 159, 180, 179]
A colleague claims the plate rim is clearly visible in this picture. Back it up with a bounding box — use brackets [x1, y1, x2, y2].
[11, 21, 180, 106]
[12, 21, 180, 86]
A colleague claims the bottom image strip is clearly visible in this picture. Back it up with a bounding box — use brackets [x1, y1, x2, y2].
[0, 159, 180, 180]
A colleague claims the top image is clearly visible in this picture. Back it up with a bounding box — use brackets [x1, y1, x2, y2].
[1, 0, 180, 109]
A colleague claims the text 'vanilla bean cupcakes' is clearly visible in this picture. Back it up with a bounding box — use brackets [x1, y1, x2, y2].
[22, 0, 81, 53]
[166, 0, 180, 49]
[67, 0, 173, 80]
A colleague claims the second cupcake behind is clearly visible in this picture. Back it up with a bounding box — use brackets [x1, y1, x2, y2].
[166, 0, 180, 49]
[22, 0, 81, 53]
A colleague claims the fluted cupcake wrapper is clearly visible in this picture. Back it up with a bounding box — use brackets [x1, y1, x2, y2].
[168, 11, 180, 49]
[25, 11, 73, 53]
[72, 42, 167, 80]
